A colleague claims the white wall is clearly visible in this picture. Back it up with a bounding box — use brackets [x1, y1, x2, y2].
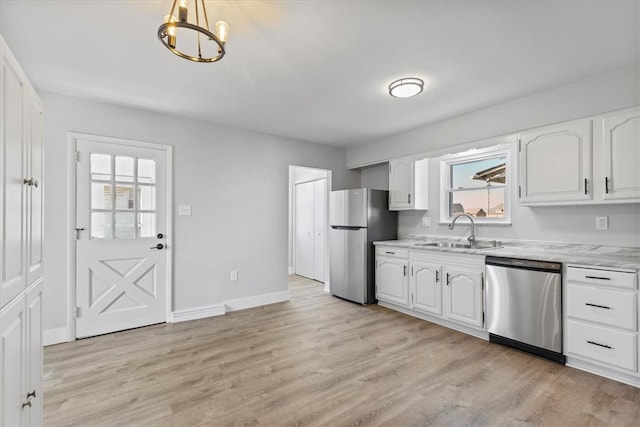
[42, 92, 360, 333]
[348, 64, 640, 167]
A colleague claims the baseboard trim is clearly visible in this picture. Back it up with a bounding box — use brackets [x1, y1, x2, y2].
[43, 327, 68, 346]
[171, 304, 226, 323]
[225, 290, 290, 312]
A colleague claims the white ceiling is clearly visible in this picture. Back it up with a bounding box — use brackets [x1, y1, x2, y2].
[1, 1, 638, 147]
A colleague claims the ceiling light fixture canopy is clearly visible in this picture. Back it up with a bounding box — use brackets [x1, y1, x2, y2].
[158, 0, 229, 63]
[389, 77, 424, 98]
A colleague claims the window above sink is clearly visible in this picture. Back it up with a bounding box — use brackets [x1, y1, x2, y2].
[440, 144, 513, 225]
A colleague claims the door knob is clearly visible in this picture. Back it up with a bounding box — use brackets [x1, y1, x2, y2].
[150, 243, 164, 250]
[157, 233, 164, 239]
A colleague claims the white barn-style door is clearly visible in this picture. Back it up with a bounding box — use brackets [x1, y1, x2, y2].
[74, 136, 169, 338]
[294, 178, 326, 282]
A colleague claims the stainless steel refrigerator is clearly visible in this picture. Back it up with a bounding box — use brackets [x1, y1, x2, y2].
[329, 189, 397, 304]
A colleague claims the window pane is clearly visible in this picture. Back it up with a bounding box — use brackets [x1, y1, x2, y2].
[115, 212, 136, 238]
[138, 159, 156, 184]
[90, 154, 111, 181]
[115, 185, 135, 210]
[91, 212, 113, 239]
[91, 183, 112, 210]
[138, 213, 156, 237]
[451, 157, 506, 189]
[450, 187, 505, 218]
[115, 156, 134, 182]
[139, 186, 156, 210]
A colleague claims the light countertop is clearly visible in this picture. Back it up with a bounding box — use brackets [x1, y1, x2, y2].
[374, 236, 640, 271]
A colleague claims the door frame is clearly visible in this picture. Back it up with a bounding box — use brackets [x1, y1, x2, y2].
[66, 132, 173, 341]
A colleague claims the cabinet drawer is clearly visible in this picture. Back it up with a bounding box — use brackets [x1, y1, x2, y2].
[566, 320, 637, 372]
[376, 247, 409, 258]
[567, 266, 637, 289]
[567, 284, 637, 330]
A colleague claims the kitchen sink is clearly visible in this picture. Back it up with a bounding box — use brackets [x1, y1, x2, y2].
[414, 241, 502, 250]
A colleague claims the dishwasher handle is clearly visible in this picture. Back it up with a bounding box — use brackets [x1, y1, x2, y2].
[485, 256, 561, 273]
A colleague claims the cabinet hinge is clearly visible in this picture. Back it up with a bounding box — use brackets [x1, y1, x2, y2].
[74, 307, 80, 317]
[74, 151, 79, 162]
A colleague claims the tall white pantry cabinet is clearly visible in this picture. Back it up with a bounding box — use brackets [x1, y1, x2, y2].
[1, 36, 45, 426]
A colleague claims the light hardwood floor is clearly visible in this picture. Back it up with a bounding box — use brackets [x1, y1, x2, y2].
[44, 275, 640, 426]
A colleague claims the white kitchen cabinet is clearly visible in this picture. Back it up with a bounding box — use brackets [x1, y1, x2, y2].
[443, 266, 484, 329]
[519, 119, 592, 205]
[388, 155, 428, 210]
[601, 108, 640, 202]
[0, 282, 42, 427]
[375, 250, 410, 308]
[565, 265, 640, 386]
[376, 247, 485, 335]
[519, 107, 640, 206]
[411, 260, 442, 316]
[0, 36, 44, 426]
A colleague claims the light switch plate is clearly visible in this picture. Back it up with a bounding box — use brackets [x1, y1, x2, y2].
[596, 216, 609, 230]
[421, 216, 431, 227]
[178, 205, 192, 216]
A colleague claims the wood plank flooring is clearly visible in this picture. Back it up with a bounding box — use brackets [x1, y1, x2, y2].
[44, 275, 640, 426]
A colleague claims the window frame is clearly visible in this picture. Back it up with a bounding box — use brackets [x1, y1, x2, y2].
[439, 144, 513, 225]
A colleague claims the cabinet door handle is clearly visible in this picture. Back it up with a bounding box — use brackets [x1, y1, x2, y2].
[403, 265, 407, 276]
[585, 275, 610, 281]
[435, 270, 439, 283]
[22, 400, 32, 409]
[605, 176, 610, 194]
[587, 340, 612, 349]
[26, 390, 36, 399]
[585, 303, 611, 310]
[385, 251, 395, 255]
[446, 272, 450, 286]
[584, 178, 588, 195]
[408, 193, 411, 204]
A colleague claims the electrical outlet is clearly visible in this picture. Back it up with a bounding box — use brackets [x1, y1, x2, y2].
[230, 270, 238, 281]
[595, 216, 609, 231]
[421, 216, 431, 227]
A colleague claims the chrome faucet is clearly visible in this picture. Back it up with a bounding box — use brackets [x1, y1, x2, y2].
[449, 213, 477, 245]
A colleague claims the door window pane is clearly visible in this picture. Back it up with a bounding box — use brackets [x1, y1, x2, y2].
[138, 186, 156, 210]
[90, 154, 111, 181]
[91, 183, 112, 210]
[115, 212, 136, 238]
[450, 187, 505, 218]
[91, 212, 113, 239]
[115, 156, 134, 182]
[138, 213, 156, 237]
[138, 159, 156, 184]
[115, 185, 135, 210]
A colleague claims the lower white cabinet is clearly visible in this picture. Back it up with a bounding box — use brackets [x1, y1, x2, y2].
[565, 265, 640, 386]
[376, 246, 485, 334]
[375, 248, 410, 308]
[0, 281, 42, 426]
[443, 266, 484, 328]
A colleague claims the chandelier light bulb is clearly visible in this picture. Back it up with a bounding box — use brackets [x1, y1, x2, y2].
[215, 21, 229, 44]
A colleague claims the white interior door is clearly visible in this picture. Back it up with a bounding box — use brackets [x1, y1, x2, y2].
[313, 179, 326, 282]
[294, 181, 315, 279]
[75, 137, 168, 338]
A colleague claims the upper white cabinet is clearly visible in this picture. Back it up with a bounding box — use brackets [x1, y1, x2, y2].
[1, 37, 44, 309]
[519, 119, 592, 205]
[600, 108, 640, 201]
[519, 107, 640, 206]
[388, 155, 428, 210]
[0, 36, 44, 426]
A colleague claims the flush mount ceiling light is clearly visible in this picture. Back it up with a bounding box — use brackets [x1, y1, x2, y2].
[388, 77, 424, 98]
[158, 0, 229, 63]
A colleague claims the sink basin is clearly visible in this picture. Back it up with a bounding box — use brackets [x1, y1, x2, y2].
[414, 241, 502, 250]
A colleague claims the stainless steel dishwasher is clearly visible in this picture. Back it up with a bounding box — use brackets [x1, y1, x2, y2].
[486, 256, 565, 363]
